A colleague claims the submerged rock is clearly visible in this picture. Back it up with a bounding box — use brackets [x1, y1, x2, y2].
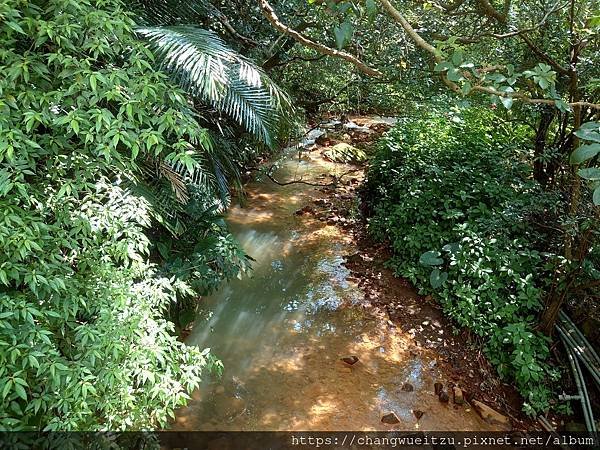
[413, 410, 424, 420]
[214, 385, 225, 395]
[340, 355, 359, 365]
[215, 396, 246, 418]
[401, 383, 414, 392]
[434, 382, 444, 395]
[381, 412, 400, 424]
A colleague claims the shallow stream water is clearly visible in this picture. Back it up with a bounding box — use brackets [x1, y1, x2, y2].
[173, 123, 496, 431]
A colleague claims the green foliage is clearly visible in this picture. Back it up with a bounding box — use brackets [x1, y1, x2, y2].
[0, 0, 241, 430]
[571, 121, 600, 206]
[365, 108, 562, 414]
[136, 25, 293, 148]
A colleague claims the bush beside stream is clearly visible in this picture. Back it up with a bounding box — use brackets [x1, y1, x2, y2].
[363, 108, 563, 414]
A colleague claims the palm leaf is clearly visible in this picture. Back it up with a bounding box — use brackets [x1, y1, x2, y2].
[135, 25, 293, 148]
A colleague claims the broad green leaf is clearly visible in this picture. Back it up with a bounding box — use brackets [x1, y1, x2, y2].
[434, 61, 452, 72]
[366, 0, 377, 19]
[14, 383, 27, 401]
[555, 99, 571, 112]
[578, 167, 600, 180]
[579, 122, 600, 131]
[570, 144, 600, 164]
[500, 96, 513, 109]
[430, 269, 448, 288]
[574, 129, 600, 143]
[7, 21, 26, 35]
[334, 22, 353, 50]
[451, 51, 463, 66]
[593, 186, 600, 206]
[420, 251, 443, 266]
[447, 68, 462, 82]
[442, 242, 460, 254]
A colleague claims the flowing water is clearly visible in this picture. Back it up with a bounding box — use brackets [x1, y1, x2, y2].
[173, 124, 497, 431]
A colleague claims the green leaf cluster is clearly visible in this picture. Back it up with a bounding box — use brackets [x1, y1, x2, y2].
[0, 0, 238, 430]
[570, 121, 600, 205]
[364, 108, 562, 414]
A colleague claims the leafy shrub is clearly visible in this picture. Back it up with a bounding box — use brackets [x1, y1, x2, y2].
[364, 108, 561, 414]
[0, 0, 241, 430]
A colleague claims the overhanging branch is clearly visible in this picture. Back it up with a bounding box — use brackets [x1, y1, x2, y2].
[378, 0, 600, 110]
[258, 0, 383, 77]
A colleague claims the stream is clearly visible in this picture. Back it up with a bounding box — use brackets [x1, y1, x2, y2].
[173, 118, 497, 431]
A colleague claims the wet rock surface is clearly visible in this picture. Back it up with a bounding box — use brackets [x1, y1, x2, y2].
[381, 412, 401, 424]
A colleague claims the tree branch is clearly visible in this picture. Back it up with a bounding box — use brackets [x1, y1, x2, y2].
[257, 0, 383, 77]
[379, 0, 440, 58]
[476, 0, 507, 23]
[519, 33, 569, 75]
[205, 3, 259, 48]
[378, 0, 600, 110]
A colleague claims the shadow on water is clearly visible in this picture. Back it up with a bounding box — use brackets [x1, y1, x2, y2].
[173, 135, 496, 431]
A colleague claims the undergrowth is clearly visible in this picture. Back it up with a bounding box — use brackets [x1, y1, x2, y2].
[363, 107, 563, 415]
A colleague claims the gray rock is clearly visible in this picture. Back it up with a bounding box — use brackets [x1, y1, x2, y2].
[453, 386, 464, 405]
[401, 383, 414, 392]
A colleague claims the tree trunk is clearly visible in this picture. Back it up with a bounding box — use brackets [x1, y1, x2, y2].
[539, 10, 582, 334]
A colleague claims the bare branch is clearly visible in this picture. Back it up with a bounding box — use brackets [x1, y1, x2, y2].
[471, 85, 599, 110]
[491, 2, 568, 39]
[205, 3, 259, 48]
[258, 0, 383, 77]
[519, 33, 569, 75]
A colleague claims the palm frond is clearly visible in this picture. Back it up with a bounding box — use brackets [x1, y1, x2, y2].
[135, 25, 293, 148]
